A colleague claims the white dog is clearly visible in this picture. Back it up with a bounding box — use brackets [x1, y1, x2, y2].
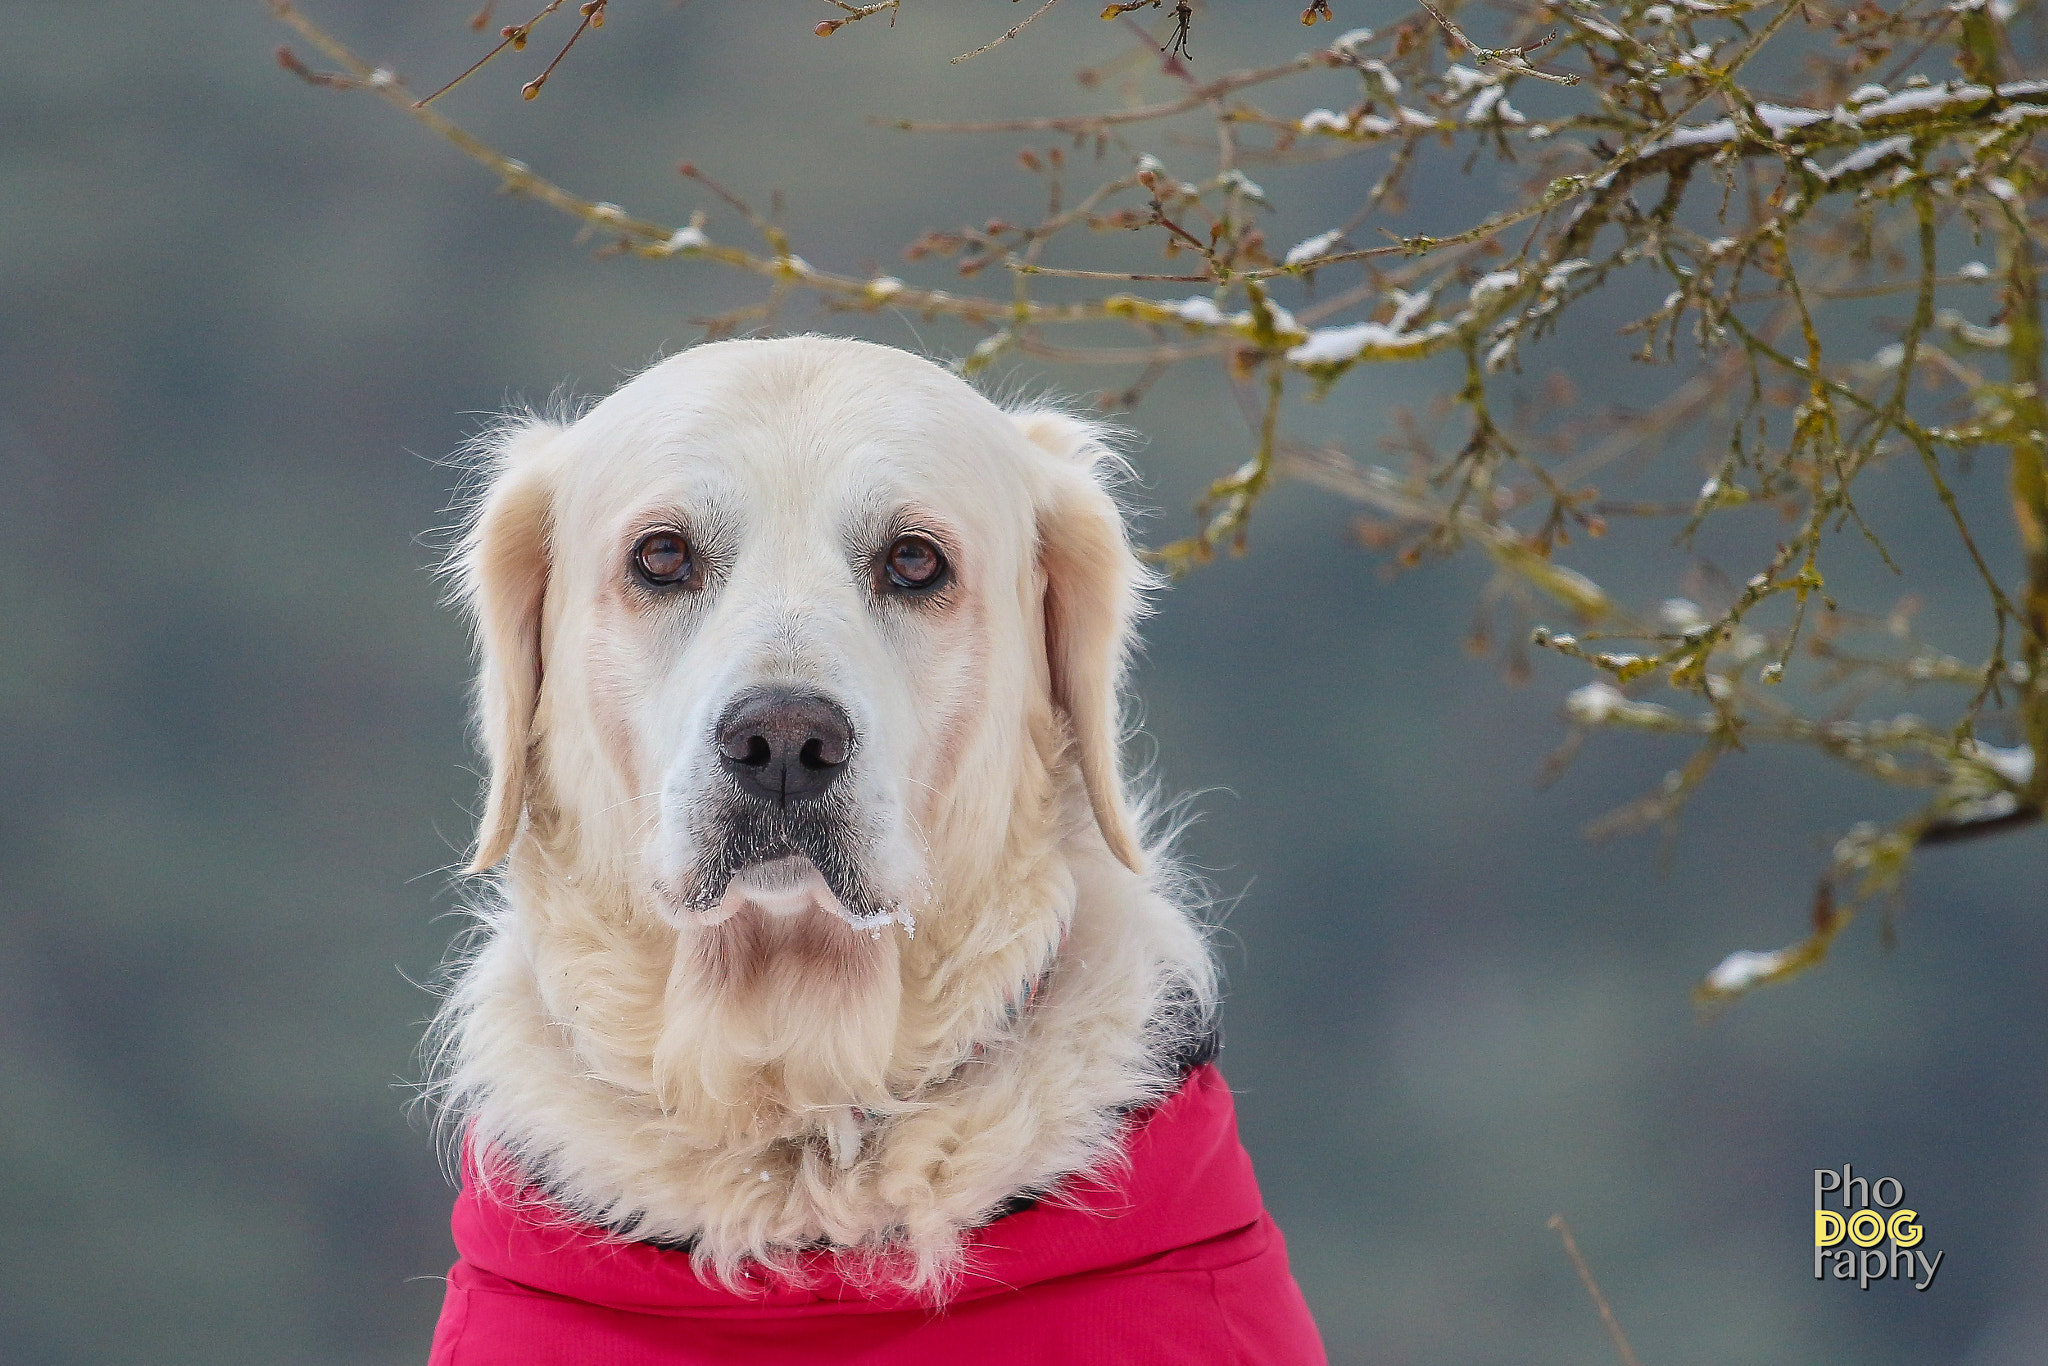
[426, 338, 1322, 1363]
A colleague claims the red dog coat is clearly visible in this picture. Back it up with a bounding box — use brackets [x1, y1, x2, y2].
[429, 1064, 1326, 1364]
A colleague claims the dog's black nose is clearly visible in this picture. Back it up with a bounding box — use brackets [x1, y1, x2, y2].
[716, 690, 854, 805]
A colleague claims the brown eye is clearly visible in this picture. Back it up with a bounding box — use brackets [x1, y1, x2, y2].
[883, 534, 949, 592]
[631, 531, 697, 588]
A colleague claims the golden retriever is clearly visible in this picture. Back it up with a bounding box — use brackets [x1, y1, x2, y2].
[434, 337, 1222, 1294]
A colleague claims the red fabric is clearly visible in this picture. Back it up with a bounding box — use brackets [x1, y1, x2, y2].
[429, 1065, 1325, 1364]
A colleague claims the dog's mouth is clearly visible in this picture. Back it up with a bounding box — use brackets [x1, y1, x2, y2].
[660, 801, 905, 929]
[729, 855, 823, 914]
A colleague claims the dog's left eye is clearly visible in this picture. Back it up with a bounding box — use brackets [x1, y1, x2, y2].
[883, 534, 949, 592]
[631, 531, 700, 589]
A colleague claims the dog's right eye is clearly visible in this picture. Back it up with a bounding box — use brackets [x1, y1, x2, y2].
[883, 534, 949, 593]
[631, 531, 699, 589]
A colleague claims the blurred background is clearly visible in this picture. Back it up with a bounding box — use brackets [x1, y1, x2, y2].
[3, 2, 2045, 1362]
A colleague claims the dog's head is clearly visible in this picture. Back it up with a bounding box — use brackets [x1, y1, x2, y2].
[450, 338, 1148, 1125]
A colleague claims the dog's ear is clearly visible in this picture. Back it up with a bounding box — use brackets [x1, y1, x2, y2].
[453, 415, 568, 873]
[1016, 410, 1149, 874]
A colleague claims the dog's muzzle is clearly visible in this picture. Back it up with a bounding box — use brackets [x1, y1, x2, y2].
[667, 688, 896, 924]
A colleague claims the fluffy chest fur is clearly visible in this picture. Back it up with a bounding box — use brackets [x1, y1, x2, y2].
[437, 794, 1210, 1293]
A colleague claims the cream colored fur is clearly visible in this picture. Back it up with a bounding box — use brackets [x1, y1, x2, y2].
[434, 337, 1215, 1297]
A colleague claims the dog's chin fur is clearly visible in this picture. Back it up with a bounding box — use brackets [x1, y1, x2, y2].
[432, 761, 1213, 1300]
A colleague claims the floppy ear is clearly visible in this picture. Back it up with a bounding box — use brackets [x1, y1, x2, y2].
[1016, 410, 1149, 874]
[452, 416, 568, 873]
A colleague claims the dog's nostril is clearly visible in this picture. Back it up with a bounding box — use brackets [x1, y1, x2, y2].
[741, 735, 772, 769]
[798, 738, 828, 771]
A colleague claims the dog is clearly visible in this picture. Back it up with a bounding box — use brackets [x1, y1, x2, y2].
[425, 338, 1324, 1363]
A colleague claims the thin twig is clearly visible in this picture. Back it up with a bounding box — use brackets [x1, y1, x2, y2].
[522, 0, 606, 100]
[955, 0, 1065, 63]
[1418, 0, 1579, 85]
[1547, 1216, 1643, 1366]
[415, 0, 566, 107]
[814, 0, 900, 38]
